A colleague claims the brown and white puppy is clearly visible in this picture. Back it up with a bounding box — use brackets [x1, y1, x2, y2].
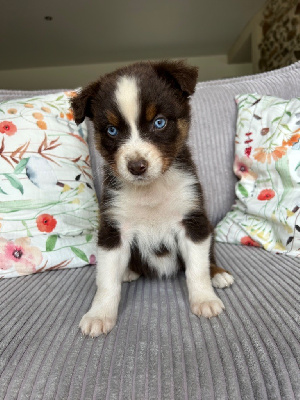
[71, 60, 234, 337]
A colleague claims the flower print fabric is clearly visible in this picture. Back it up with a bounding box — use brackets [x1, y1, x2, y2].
[36, 214, 57, 233]
[0, 121, 17, 136]
[0, 237, 42, 275]
[215, 93, 300, 257]
[0, 91, 98, 278]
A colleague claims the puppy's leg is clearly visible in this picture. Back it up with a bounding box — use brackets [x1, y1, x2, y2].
[209, 239, 234, 289]
[178, 224, 224, 318]
[80, 243, 130, 337]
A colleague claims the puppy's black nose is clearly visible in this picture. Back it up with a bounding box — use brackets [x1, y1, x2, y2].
[128, 159, 148, 175]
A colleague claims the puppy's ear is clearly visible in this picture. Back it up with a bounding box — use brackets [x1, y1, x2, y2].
[70, 81, 100, 125]
[151, 60, 198, 96]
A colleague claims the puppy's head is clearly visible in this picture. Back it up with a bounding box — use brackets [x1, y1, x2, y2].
[71, 60, 198, 185]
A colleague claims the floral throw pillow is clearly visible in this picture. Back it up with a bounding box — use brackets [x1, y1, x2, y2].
[0, 91, 98, 278]
[215, 93, 300, 257]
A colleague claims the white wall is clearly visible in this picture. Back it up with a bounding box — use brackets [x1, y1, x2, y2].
[0, 55, 252, 90]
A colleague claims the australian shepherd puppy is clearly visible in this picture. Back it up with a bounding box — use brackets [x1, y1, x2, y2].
[71, 60, 234, 337]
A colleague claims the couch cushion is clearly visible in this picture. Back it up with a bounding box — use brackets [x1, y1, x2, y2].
[0, 91, 98, 278]
[189, 61, 300, 226]
[0, 89, 103, 215]
[0, 243, 299, 399]
[215, 93, 300, 256]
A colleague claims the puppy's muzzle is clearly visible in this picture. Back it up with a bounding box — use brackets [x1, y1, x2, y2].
[127, 159, 148, 176]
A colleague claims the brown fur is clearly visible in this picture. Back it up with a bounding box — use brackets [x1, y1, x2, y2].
[106, 110, 119, 126]
[146, 103, 157, 121]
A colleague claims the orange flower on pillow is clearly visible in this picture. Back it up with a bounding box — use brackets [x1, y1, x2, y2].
[37, 120, 47, 130]
[36, 214, 57, 232]
[7, 108, 17, 114]
[66, 110, 74, 121]
[257, 189, 275, 201]
[41, 107, 51, 113]
[65, 91, 77, 98]
[282, 133, 300, 147]
[253, 146, 287, 163]
[33, 112, 44, 120]
[0, 121, 17, 136]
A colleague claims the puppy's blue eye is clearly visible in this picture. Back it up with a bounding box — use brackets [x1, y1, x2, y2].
[154, 117, 167, 130]
[107, 126, 118, 136]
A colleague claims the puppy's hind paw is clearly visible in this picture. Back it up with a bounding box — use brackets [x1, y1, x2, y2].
[212, 272, 234, 289]
[122, 269, 140, 282]
[79, 313, 116, 337]
[190, 297, 225, 318]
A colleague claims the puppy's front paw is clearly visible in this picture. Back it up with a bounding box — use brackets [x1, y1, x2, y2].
[212, 272, 234, 288]
[190, 297, 225, 318]
[79, 312, 116, 337]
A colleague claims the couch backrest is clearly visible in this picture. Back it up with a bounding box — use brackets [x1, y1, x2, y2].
[1, 61, 300, 226]
[189, 61, 300, 225]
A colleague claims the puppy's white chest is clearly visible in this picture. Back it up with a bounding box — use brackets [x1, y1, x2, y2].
[109, 168, 198, 277]
[112, 168, 197, 233]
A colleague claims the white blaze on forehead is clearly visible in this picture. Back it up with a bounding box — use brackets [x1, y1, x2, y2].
[115, 76, 140, 139]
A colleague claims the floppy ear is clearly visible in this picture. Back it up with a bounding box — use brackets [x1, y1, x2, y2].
[70, 81, 100, 125]
[151, 60, 198, 96]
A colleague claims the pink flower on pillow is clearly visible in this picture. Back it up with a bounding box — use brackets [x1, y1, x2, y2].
[0, 237, 42, 275]
[233, 156, 258, 181]
[0, 121, 17, 136]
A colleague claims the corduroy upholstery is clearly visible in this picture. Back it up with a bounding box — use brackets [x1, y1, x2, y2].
[0, 62, 300, 399]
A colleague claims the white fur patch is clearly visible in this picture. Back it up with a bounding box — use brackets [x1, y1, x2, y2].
[115, 139, 164, 184]
[114, 75, 164, 183]
[212, 272, 234, 288]
[177, 234, 225, 318]
[80, 244, 130, 336]
[115, 75, 140, 134]
[108, 166, 199, 278]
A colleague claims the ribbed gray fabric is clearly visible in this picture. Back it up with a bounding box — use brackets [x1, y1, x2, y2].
[1, 63, 300, 399]
[0, 243, 299, 400]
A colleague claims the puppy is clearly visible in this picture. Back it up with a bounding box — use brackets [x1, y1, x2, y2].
[71, 60, 234, 337]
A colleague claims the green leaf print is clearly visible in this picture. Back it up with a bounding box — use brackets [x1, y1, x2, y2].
[70, 246, 89, 263]
[238, 183, 248, 198]
[14, 158, 29, 174]
[46, 235, 58, 251]
[3, 174, 24, 194]
[275, 155, 293, 206]
[0, 199, 58, 213]
[21, 220, 32, 237]
[295, 162, 300, 171]
[0, 186, 7, 195]
[85, 234, 93, 242]
[281, 124, 291, 132]
[272, 117, 281, 123]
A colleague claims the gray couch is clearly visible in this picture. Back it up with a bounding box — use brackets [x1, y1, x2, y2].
[1, 62, 299, 400]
